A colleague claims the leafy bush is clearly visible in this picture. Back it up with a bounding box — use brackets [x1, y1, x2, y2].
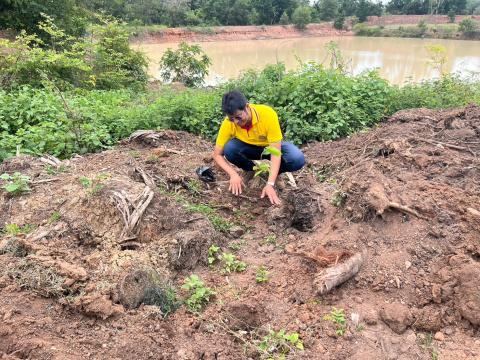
[459, 17, 478, 36]
[0, 172, 31, 196]
[0, 17, 148, 91]
[159, 42, 211, 87]
[292, 6, 312, 30]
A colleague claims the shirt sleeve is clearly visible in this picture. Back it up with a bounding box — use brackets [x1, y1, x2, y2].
[215, 118, 233, 148]
[266, 108, 283, 143]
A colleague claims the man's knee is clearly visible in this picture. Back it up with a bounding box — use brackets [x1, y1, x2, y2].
[282, 143, 305, 172]
[223, 140, 238, 162]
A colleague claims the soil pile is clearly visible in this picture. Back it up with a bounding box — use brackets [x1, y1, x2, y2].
[0, 106, 479, 359]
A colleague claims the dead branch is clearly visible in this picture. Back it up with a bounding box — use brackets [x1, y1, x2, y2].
[111, 185, 154, 242]
[31, 178, 60, 184]
[314, 251, 365, 295]
[414, 137, 476, 155]
[39, 155, 62, 167]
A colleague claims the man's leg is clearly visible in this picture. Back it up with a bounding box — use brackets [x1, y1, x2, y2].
[279, 142, 305, 174]
[223, 138, 264, 171]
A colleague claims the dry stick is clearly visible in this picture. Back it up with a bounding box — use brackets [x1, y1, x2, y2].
[31, 178, 60, 184]
[414, 137, 476, 155]
[314, 251, 365, 295]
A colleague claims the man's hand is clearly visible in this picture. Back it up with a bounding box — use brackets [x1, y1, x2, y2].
[229, 172, 244, 195]
[261, 184, 281, 205]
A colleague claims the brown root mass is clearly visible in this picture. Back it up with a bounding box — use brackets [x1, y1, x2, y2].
[1, 106, 480, 359]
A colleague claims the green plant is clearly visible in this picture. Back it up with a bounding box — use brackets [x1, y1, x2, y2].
[256, 266, 269, 283]
[420, 333, 439, 360]
[258, 329, 304, 358]
[159, 42, 211, 87]
[459, 17, 478, 36]
[228, 239, 246, 251]
[78, 173, 110, 195]
[324, 307, 347, 336]
[2, 223, 36, 236]
[48, 211, 61, 224]
[292, 5, 312, 30]
[208, 245, 220, 266]
[0, 172, 31, 196]
[425, 44, 447, 75]
[221, 252, 247, 274]
[181, 274, 215, 313]
[262, 234, 277, 246]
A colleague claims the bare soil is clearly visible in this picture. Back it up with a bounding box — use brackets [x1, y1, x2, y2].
[1, 106, 480, 359]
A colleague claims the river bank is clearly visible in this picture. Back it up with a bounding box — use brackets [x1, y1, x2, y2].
[131, 15, 480, 44]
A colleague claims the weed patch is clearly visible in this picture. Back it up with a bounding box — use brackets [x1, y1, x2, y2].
[258, 328, 304, 358]
[255, 266, 269, 283]
[0, 172, 31, 196]
[181, 274, 215, 313]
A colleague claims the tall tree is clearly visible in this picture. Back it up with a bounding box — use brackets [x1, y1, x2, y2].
[317, 0, 339, 20]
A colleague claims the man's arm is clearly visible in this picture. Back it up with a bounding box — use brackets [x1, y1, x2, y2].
[212, 145, 244, 195]
[261, 141, 281, 205]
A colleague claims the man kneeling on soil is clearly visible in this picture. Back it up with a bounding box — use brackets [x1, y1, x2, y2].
[212, 90, 305, 205]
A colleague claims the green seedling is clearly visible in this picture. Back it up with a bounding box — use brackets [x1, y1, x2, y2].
[208, 245, 220, 266]
[0, 172, 31, 196]
[258, 329, 304, 358]
[256, 265, 269, 283]
[181, 274, 215, 313]
[221, 252, 247, 274]
[252, 146, 282, 178]
[324, 307, 347, 336]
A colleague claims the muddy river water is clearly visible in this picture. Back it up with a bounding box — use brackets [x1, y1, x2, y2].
[135, 36, 480, 85]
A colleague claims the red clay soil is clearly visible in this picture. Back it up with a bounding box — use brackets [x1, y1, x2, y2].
[1, 105, 480, 359]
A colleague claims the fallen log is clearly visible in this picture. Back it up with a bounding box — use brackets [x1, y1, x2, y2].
[314, 251, 365, 295]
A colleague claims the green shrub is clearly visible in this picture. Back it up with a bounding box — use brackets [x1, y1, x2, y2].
[292, 6, 312, 30]
[0, 17, 148, 91]
[159, 42, 211, 87]
[459, 17, 478, 36]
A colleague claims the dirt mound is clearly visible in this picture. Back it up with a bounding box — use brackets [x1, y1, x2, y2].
[1, 107, 480, 359]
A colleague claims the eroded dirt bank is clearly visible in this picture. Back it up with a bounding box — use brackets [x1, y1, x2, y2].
[1, 105, 480, 359]
[132, 15, 480, 44]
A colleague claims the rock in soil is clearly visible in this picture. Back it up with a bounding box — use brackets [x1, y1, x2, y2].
[380, 303, 413, 334]
[455, 263, 480, 326]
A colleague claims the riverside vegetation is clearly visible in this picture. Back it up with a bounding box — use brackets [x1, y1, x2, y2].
[1, 21, 480, 162]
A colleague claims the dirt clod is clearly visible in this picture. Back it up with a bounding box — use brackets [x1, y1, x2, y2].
[380, 303, 413, 334]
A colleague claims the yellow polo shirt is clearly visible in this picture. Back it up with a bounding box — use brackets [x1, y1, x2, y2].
[215, 104, 283, 148]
